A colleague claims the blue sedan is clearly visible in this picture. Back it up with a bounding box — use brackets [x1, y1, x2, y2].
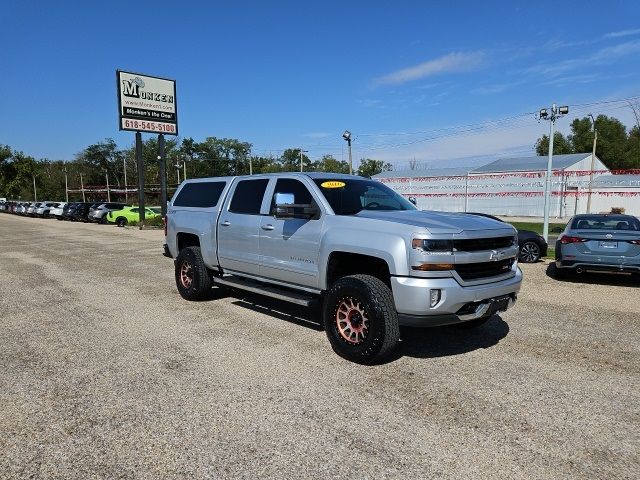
[554, 214, 640, 279]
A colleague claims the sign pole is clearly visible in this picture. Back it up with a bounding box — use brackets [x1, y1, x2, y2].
[158, 134, 167, 218]
[136, 131, 145, 229]
[106, 172, 111, 202]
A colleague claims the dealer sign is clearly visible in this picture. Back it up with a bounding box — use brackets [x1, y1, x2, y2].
[116, 70, 178, 135]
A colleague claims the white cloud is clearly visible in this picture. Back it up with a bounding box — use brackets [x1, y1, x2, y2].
[302, 132, 331, 139]
[603, 29, 640, 39]
[373, 51, 485, 87]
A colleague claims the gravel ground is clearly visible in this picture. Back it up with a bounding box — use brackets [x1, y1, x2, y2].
[0, 213, 638, 479]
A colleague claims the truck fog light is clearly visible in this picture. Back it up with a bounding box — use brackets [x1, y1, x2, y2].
[429, 289, 441, 308]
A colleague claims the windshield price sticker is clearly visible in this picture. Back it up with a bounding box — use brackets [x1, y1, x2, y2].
[321, 181, 346, 189]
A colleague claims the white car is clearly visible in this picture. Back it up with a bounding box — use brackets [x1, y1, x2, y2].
[50, 202, 68, 219]
[89, 202, 128, 223]
[35, 201, 58, 217]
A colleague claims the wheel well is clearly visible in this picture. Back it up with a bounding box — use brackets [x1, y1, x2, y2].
[177, 232, 200, 252]
[326, 252, 391, 288]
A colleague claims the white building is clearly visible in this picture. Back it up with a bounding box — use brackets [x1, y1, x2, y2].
[375, 153, 640, 217]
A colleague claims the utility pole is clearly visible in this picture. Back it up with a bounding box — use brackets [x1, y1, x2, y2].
[123, 154, 128, 203]
[343, 130, 353, 175]
[80, 173, 86, 202]
[464, 172, 470, 212]
[64, 167, 69, 202]
[539, 104, 569, 242]
[158, 134, 167, 219]
[105, 171, 111, 202]
[586, 114, 598, 214]
[32, 175, 37, 202]
[299, 148, 308, 172]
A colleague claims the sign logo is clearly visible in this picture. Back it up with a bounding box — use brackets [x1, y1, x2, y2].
[490, 250, 506, 261]
[320, 181, 346, 189]
[117, 70, 178, 135]
[605, 234, 613, 238]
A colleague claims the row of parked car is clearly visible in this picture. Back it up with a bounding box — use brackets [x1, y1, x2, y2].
[0, 200, 161, 226]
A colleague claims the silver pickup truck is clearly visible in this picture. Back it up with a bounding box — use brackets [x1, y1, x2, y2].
[165, 173, 522, 363]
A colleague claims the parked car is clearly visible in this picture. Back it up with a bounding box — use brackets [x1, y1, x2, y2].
[34, 201, 58, 217]
[50, 202, 68, 219]
[106, 206, 160, 226]
[554, 214, 640, 279]
[62, 203, 80, 220]
[26, 202, 40, 216]
[465, 212, 548, 263]
[70, 203, 93, 222]
[89, 202, 128, 223]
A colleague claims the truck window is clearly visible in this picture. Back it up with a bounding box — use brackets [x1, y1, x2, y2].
[173, 181, 226, 208]
[229, 179, 269, 215]
[270, 179, 314, 216]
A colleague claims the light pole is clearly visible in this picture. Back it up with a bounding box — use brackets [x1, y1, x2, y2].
[586, 114, 598, 214]
[32, 174, 37, 202]
[342, 130, 353, 175]
[539, 104, 569, 242]
[64, 167, 69, 202]
[299, 148, 308, 172]
[123, 154, 128, 203]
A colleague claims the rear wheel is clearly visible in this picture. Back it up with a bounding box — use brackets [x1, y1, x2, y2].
[175, 246, 212, 300]
[323, 274, 399, 364]
[519, 241, 541, 263]
[551, 263, 570, 280]
[116, 217, 127, 227]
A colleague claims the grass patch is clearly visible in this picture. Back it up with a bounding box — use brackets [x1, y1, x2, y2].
[545, 247, 555, 259]
[509, 221, 566, 235]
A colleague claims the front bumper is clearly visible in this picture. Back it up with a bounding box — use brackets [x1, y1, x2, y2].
[391, 268, 522, 327]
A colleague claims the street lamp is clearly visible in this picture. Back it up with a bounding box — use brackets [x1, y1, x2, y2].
[342, 130, 353, 175]
[538, 103, 569, 242]
[586, 113, 598, 214]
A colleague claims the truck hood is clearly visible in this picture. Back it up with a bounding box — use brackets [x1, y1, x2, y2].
[354, 210, 514, 235]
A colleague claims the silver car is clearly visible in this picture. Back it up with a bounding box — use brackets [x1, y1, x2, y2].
[35, 201, 57, 217]
[554, 214, 640, 279]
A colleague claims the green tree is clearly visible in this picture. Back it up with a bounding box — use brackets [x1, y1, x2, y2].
[534, 131, 573, 156]
[312, 155, 350, 173]
[280, 148, 311, 172]
[194, 137, 252, 176]
[591, 115, 629, 170]
[357, 158, 393, 177]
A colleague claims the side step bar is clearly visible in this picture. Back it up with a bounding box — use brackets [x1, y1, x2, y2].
[212, 275, 316, 307]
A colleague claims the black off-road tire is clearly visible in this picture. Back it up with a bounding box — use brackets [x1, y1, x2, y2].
[175, 246, 212, 300]
[323, 274, 400, 364]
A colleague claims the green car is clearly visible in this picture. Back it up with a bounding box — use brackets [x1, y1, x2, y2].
[106, 206, 159, 226]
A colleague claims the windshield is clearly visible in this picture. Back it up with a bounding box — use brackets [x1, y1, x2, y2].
[571, 215, 640, 231]
[313, 178, 416, 215]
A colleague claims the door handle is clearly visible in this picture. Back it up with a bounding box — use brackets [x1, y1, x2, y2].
[221, 220, 231, 227]
[261, 224, 274, 231]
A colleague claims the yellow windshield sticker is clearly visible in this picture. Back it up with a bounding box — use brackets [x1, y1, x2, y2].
[320, 181, 346, 189]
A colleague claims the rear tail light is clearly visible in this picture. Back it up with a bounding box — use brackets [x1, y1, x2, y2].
[628, 240, 640, 245]
[560, 235, 587, 244]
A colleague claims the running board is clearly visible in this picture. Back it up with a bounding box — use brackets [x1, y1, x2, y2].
[212, 275, 316, 307]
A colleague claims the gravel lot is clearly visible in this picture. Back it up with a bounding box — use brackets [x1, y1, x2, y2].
[0, 213, 638, 479]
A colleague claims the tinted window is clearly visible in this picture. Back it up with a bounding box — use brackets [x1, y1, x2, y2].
[174, 181, 227, 208]
[572, 216, 640, 231]
[271, 179, 314, 216]
[313, 178, 416, 215]
[229, 179, 269, 215]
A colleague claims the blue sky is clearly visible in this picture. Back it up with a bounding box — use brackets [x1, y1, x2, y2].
[2, 1, 639, 169]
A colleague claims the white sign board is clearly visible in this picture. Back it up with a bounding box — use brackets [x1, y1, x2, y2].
[117, 70, 178, 135]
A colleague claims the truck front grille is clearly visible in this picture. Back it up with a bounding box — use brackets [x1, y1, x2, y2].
[453, 236, 514, 252]
[454, 259, 514, 280]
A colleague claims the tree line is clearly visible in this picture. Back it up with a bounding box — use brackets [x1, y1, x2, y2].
[535, 114, 640, 170]
[0, 137, 392, 201]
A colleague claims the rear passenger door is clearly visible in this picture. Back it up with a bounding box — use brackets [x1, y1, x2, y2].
[217, 178, 270, 276]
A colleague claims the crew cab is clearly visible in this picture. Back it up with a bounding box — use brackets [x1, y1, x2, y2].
[165, 173, 522, 363]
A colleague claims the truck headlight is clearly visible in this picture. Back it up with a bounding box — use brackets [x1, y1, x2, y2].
[412, 239, 453, 253]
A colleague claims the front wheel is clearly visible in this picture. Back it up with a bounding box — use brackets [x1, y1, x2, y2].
[175, 246, 212, 300]
[323, 274, 399, 364]
[116, 217, 127, 227]
[519, 241, 541, 263]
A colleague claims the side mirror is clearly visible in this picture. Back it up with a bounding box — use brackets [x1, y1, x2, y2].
[408, 196, 417, 206]
[274, 192, 319, 220]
